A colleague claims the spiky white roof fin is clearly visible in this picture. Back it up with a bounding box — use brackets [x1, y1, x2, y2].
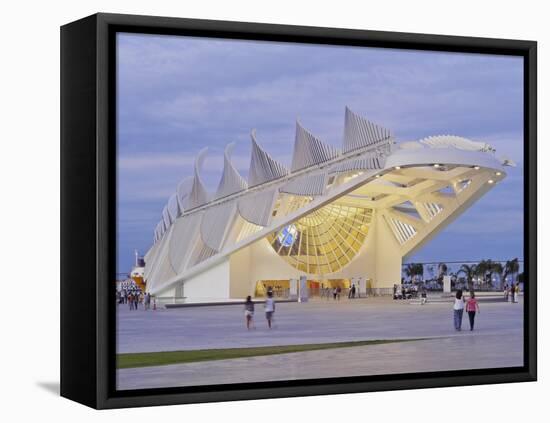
[248, 131, 289, 187]
[184, 148, 210, 210]
[167, 193, 181, 221]
[176, 176, 193, 212]
[343, 106, 393, 153]
[215, 142, 248, 199]
[291, 121, 340, 171]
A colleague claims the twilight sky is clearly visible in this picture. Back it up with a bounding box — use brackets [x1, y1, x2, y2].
[116, 32, 524, 274]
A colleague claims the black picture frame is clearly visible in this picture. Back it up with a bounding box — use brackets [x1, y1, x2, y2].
[60, 12, 537, 409]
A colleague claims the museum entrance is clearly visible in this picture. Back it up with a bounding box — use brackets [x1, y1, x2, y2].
[254, 278, 353, 298]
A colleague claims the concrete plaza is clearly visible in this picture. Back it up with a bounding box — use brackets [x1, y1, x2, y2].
[116, 296, 524, 390]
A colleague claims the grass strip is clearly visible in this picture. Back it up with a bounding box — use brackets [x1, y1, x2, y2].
[117, 338, 425, 369]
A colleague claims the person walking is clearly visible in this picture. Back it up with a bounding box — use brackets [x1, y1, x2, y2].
[513, 283, 519, 303]
[134, 292, 140, 310]
[453, 289, 465, 331]
[466, 291, 480, 331]
[128, 293, 134, 310]
[420, 288, 428, 305]
[336, 286, 341, 300]
[351, 284, 356, 299]
[265, 291, 275, 329]
[503, 284, 509, 302]
[244, 296, 255, 330]
[333, 287, 337, 301]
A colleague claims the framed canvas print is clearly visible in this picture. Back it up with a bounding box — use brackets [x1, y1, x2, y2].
[60, 13, 537, 409]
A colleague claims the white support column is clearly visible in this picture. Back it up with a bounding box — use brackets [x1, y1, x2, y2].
[371, 211, 403, 288]
[289, 279, 298, 300]
[358, 277, 367, 297]
[298, 275, 309, 302]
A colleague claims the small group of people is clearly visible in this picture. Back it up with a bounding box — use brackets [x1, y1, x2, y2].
[117, 289, 153, 311]
[452, 289, 480, 331]
[393, 284, 419, 300]
[503, 283, 521, 303]
[244, 292, 276, 330]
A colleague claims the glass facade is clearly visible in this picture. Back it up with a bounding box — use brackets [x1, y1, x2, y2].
[268, 203, 373, 275]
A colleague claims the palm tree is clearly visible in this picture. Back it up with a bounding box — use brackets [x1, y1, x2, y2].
[404, 263, 424, 283]
[477, 259, 497, 288]
[436, 262, 448, 286]
[491, 262, 504, 289]
[504, 258, 520, 286]
[511, 258, 520, 284]
[457, 263, 477, 291]
[404, 263, 415, 282]
[426, 265, 435, 282]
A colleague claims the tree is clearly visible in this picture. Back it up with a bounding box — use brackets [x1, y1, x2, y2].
[476, 259, 497, 288]
[435, 262, 448, 286]
[491, 262, 504, 289]
[437, 263, 448, 277]
[457, 264, 477, 291]
[504, 258, 520, 286]
[426, 265, 435, 282]
[404, 263, 424, 283]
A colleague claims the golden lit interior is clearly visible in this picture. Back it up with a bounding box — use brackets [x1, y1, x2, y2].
[267, 203, 373, 275]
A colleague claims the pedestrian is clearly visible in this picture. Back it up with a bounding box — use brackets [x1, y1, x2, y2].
[453, 289, 465, 331]
[265, 291, 275, 329]
[513, 283, 519, 303]
[421, 288, 428, 305]
[465, 291, 480, 330]
[244, 295, 255, 330]
[351, 284, 356, 299]
[333, 287, 337, 301]
[336, 286, 341, 300]
[144, 292, 151, 310]
[128, 293, 134, 310]
[503, 284, 509, 302]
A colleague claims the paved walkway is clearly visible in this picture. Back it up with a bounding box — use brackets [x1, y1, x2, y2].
[116, 297, 523, 390]
[117, 296, 523, 352]
[117, 333, 522, 390]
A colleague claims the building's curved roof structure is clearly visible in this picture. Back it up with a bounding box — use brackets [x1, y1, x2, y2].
[144, 107, 512, 295]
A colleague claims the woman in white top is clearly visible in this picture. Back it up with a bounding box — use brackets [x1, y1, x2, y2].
[453, 289, 465, 331]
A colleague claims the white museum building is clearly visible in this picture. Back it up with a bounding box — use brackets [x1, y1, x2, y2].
[143, 107, 513, 302]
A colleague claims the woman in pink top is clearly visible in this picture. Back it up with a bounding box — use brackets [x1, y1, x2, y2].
[466, 291, 481, 331]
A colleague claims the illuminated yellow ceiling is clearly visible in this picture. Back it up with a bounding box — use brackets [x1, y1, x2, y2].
[268, 203, 373, 275]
